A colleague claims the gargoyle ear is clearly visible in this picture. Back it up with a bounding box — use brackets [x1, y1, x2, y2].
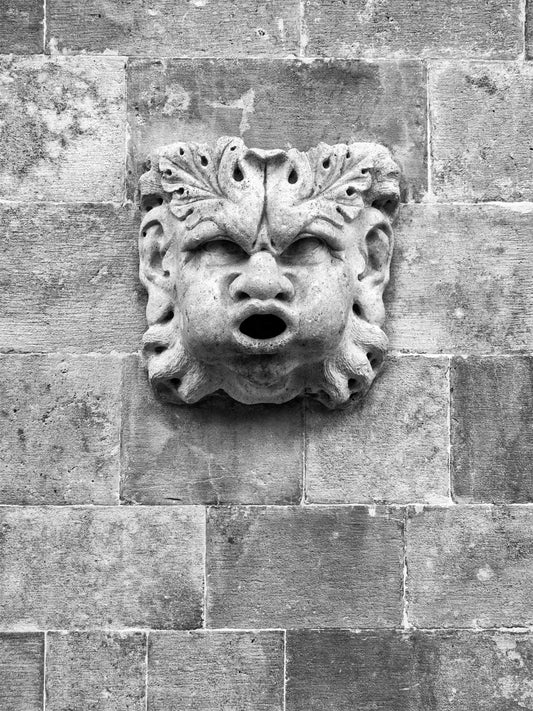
[139, 219, 170, 284]
[139, 218, 173, 324]
[358, 209, 393, 287]
[355, 208, 394, 325]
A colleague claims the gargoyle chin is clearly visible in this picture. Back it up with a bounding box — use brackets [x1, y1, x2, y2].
[138, 136, 401, 408]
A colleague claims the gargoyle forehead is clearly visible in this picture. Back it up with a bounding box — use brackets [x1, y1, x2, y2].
[139, 136, 401, 246]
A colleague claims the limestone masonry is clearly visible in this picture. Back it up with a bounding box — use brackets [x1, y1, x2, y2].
[1, 0, 533, 709]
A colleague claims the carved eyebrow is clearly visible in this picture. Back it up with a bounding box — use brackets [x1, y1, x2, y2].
[182, 230, 253, 253]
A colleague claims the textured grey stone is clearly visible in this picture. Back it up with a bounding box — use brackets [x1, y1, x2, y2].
[407, 507, 533, 628]
[207, 506, 403, 628]
[287, 629, 533, 711]
[430, 61, 533, 201]
[306, 356, 449, 503]
[127, 59, 427, 201]
[121, 356, 303, 505]
[0, 634, 43, 711]
[47, 0, 299, 56]
[388, 204, 533, 353]
[452, 357, 533, 503]
[0, 355, 121, 505]
[0, 56, 126, 202]
[46, 632, 146, 711]
[304, 0, 522, 59]
[149, 631, 284, 711]
[0, 507, 204, 630]
[0, 203, 143, 353]
[0, 0, 43, 53]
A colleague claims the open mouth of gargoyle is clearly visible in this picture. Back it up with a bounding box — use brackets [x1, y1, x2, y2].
[239, 314, 287, 340]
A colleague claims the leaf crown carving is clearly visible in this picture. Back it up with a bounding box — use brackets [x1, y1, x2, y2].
[139, 136, 401, 228]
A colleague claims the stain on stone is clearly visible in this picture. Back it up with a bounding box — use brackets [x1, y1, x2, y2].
[465, 73, 499, 95]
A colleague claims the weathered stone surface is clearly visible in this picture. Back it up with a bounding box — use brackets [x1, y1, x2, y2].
[0, 203, 144, 353]
[528, 2, 533, 59]
[121, 357, 303, 505]
[304, 0, 522, 59]
[0, 634, 43, 711]
[306, 356, 449, 503]
[46, 632, 146, 711]
[430, 62, 533, 201]
[287, 629, 533, 710]
[0, 0, 43, 53]
[47, 0, 299, 56]
[127, 59, 427, 201]
[0, 56, 125, 202]
[138, 137, 400, 408]
[149, 631, 283, 711]
[407, 507, 533, 628]
[0, 507, 204, 630]
[452, 357, 533, 503]
[0, 355, 121, 505]
[207, 506, 403, 628]
[387, 204, 533, 353]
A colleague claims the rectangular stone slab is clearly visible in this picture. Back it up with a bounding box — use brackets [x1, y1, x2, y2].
[388, 203, 533, 353]
[305, 356, 449, 504]
[0, 0, 43, 52]
[120, 356, 303, 505]
[0, 56, 126, 202]
[286, 629, 533, 711]
[430, 61, 533, 201]
[0, 507, 204, 630]
[451, 356, 533, 503]
[0, 354, 122, 505]
[46, 0, 299, 56]
[304, 0, 522, 59]
[148, 631, 284, 711]
[407, 506, 533, 628]
[0, 203, 143, 353]
[207, 506, 403, 628]
[46, 632, 146, 711]
[0, 634, 43, 711]
[127, 58, 427, 202]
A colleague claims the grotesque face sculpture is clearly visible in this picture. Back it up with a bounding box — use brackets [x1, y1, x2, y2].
[138, 137, 400, 408]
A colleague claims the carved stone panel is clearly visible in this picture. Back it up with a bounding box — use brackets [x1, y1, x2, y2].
[138, 137, 400, 408]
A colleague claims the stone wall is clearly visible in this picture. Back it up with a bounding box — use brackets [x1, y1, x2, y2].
[1, 1, 533, 708]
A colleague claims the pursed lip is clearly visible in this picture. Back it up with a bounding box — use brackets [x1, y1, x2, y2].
[231, 300, 297, 352]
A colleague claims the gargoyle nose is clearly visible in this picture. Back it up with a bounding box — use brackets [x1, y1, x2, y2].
[230, 252, 295, 302]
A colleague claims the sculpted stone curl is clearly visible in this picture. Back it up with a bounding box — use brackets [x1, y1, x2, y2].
[138, 137, 400, 408]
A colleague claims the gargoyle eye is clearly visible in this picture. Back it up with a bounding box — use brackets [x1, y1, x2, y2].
[282, 236, 327, 262]
[198, 239, 248, 261]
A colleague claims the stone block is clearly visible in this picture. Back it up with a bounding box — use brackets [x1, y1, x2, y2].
[407, 506, 533, 628]
[306, 356, 449, 504]
[120, 356, 303, 505]
[286, 629, 533, 711]
[47, 0, 299, 57]
[387, 204, 533, 353]
[430, 62, 533, 201]
[0, 355, 121, 505]
[0, 634, 43, 711]
[0, 506, 204, 630]
[452, 357, 533, 503]
[0, 56, 125, 202]
[528, 2, 533, 59]
[0, 203, 144, 353]
[207, 506, 403, 628]
[148, 631, 284, 711]
[127, 58, 427, 201]
[0, 0, 43, 53]
[46, 632, 146, 711]
[304, 0, 522, 59]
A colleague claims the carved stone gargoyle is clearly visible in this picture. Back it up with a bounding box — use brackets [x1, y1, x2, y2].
[138, 137, 400, 408]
